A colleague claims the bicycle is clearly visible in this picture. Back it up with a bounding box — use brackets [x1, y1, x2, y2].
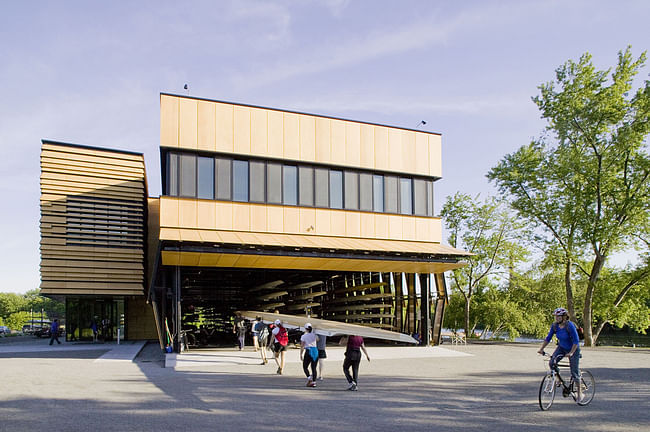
[538, 351, 595, 410]
[179, 329, 194, 353]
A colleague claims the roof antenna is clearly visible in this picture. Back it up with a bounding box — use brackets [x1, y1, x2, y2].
[183, 83, 189, 95]
[416, 120, 427, 128]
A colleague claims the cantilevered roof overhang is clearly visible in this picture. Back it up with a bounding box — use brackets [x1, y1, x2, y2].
[159, 228, 469, 273]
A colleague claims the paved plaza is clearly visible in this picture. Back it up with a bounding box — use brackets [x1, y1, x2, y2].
[1, 337, 648, 431]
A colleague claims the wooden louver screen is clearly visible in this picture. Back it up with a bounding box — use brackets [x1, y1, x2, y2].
[39, 142, 146, 295]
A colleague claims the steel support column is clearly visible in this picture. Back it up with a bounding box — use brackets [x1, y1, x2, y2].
[431, 273, 447, 345]
[419, 273, 431, 345]
[174, 266, 181, 353]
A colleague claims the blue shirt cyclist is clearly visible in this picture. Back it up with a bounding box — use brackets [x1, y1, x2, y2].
[537, 307, 583, 401]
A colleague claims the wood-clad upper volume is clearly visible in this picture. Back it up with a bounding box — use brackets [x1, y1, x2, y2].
[160, 94, 442, 178]
[40, 141, 147, 296]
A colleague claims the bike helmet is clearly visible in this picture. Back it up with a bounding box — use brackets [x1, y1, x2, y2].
[553, 307, 568, 316]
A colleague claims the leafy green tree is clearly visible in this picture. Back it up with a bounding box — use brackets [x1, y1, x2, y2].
[441, 193, 529, 335]
[6, 311, 31, 330]
[473, 287, 527, 340]
[507, 258, 574, 338]
[24, 289, 65, 319]
[489, 47, 650, 346]
[0, 293, 28, 319]
[442, 292, 467, 332]
[592, 256, 650, 338]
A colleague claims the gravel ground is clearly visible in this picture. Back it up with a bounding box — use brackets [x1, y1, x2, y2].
[1, 339, 648, 432]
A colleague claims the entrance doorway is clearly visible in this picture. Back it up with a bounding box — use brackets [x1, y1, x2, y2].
[65, 297, 125, 342]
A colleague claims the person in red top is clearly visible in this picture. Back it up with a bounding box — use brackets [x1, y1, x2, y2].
[271, 319, 288, 374]
[340, 335, 370, 391]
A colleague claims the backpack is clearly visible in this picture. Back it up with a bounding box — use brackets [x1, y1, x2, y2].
[275, 326, 289, 346]
[258, 324, 270, 345]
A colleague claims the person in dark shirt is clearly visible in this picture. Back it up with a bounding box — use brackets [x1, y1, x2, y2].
[233, 312, 247, 350]
[49, 319, 61, 345]
[340, 335, 370, 391]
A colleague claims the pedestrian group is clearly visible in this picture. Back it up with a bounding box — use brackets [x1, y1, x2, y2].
[241, 315, 370, 390]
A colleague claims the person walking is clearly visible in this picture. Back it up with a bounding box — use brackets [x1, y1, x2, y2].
[233, 312, 247, 350]
[49, 319, 61, 345]
[271, 319, 288, 374]
[90, 318, 98, 343]
[300, 323, 319, 387]
[251, 317, 261, 351]
[340, 335, 370, 391]
[255, 318, 270, 365]
[316, 334, 327, 381]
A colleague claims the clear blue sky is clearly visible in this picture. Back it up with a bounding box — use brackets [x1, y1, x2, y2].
[1, 1, 647, 294]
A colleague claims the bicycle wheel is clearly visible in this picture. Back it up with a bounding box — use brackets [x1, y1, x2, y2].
[539, 373, 556, 410]
[576, 370, 595, 406]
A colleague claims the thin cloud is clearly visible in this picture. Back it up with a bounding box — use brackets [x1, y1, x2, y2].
[231, 3, 540, 89]
[288, 94, 534, 117]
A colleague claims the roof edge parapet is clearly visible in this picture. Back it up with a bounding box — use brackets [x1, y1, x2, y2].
[160, 92, 442, 136]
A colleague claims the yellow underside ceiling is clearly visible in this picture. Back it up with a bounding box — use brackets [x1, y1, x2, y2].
[161, 250, 465, 273]
[159, 228, 469, 256]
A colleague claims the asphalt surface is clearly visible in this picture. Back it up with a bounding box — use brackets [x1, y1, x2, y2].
[1, 337, 648, 432]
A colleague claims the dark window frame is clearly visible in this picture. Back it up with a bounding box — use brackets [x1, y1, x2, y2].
[282, 164, 298, 206]
[249, 160, 266, 203]
[163, 151, 437, 217]
[197, 155, 215, 200]
[232, 159, 249, 202]
[298, 165, 315, 207]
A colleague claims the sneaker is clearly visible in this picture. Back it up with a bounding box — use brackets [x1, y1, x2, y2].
[347, 382, 357, 391]
[308, 381, 317, 387]
[317, 377, 323, 381]
[306, 377, 313, 387]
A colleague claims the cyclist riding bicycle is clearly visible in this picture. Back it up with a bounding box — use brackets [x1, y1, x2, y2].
[537, 307, 583, 402]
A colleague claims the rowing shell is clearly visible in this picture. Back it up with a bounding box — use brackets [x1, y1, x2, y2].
[237, 310, 418, 344]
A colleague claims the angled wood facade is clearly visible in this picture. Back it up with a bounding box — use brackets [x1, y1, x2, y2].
[39, 141, 147, 296]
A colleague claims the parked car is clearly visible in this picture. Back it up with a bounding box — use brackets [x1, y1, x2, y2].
[0, 325, 10, 335]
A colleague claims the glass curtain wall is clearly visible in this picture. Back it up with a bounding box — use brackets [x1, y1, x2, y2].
[65, 297, 125, 342]
[165, 151, 436, 217]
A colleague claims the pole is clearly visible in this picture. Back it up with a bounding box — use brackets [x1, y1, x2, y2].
[419, 273, 431, 345]
[175, 266, 181, 353]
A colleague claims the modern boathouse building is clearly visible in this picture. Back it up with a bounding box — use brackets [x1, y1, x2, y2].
[39, 93, 469, 350]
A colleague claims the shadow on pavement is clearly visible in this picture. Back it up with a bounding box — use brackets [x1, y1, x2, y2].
[0, 349, 109, 359]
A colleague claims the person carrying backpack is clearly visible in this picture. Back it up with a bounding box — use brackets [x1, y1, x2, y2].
[233, 312, 247, 350]
[271, 319, 288, 374]
[255, 317, 270, 365]
[537, 307, 583, 401]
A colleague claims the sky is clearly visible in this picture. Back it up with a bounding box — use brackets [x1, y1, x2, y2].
[1, 0, 648, 294]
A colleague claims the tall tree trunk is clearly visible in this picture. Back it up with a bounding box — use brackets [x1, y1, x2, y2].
[464, 296, 471, 336]
[594, 320, 608, 342]
[583, 254, 606, 347]
[564, 257, 575, 319]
